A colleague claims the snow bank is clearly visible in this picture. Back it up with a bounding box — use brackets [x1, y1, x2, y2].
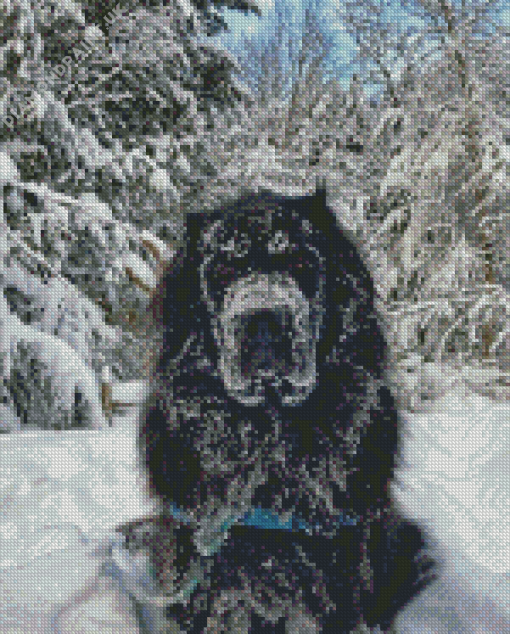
[0, 411, 154, 631]
[393, 383, 510, 632]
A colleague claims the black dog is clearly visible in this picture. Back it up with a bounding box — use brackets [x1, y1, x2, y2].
[138, 189, 434, 633]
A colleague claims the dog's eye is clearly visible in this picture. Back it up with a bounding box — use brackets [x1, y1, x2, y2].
[268, 230, 290, 254]
[213, 263, 236, 286]
[219, 234, 250, 257]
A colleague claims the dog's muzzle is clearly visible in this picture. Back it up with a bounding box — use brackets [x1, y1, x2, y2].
[213, 273, 323, 406]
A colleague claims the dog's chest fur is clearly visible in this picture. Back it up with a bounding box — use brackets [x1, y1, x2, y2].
[160, 332, 378, 541]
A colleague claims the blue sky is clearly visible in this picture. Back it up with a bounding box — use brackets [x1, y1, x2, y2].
[220, 0, 357, 88]
[215, 0, 510, 93]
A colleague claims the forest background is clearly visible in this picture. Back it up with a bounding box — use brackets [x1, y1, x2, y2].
[0, 0, 508, 430]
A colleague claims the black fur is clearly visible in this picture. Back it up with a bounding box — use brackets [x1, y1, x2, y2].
[139, 190, 434, 632]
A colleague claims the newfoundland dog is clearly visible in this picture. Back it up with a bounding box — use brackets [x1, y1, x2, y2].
[135, 188, 434, 633]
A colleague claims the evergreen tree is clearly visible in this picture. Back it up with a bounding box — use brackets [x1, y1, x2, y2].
[0, 0, 260, 430]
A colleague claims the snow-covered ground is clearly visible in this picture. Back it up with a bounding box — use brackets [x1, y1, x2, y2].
[0, 413, 155, 632]
[0, 383, 508, 632]
[393, 383, 510, 633]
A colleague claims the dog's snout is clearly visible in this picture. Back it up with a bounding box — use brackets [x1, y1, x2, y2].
[245, 311, 288, 346]
[241, 311, 293, 376]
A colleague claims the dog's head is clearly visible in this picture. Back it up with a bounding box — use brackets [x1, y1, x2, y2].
[153, 189, 381, 407]
[197, 193, 328, 406]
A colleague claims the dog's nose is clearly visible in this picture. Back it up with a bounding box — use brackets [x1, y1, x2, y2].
[245, 313, 289, 366]
[241, 311, 293, 376]
[246, 312, 285, 346]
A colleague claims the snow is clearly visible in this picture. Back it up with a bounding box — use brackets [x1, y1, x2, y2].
[120, 252, 157, 291]
[0, 384, 508, 632]
[111, 381, 146, 405]
[0, 410, 154, 631]
[393, 383, 510, 632]
[0, 415, 152, 557]
[0, 151, 20, 183]
[140, 229, 175, 263]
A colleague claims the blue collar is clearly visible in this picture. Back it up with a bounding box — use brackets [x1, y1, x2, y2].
[242, 506, 358, 531]
[167, 503, 358, 534]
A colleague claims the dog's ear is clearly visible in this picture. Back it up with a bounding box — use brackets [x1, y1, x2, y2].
[314, 176, 327, 208]
[331, 242, 385, 376]
[150, 213, 210, 363]
[308, 193, 385, 378]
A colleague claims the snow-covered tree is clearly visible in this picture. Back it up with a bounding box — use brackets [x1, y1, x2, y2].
[0, 0, 261, 430]
[342, 0, 509, 377]
[226, 0, 374, 204]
